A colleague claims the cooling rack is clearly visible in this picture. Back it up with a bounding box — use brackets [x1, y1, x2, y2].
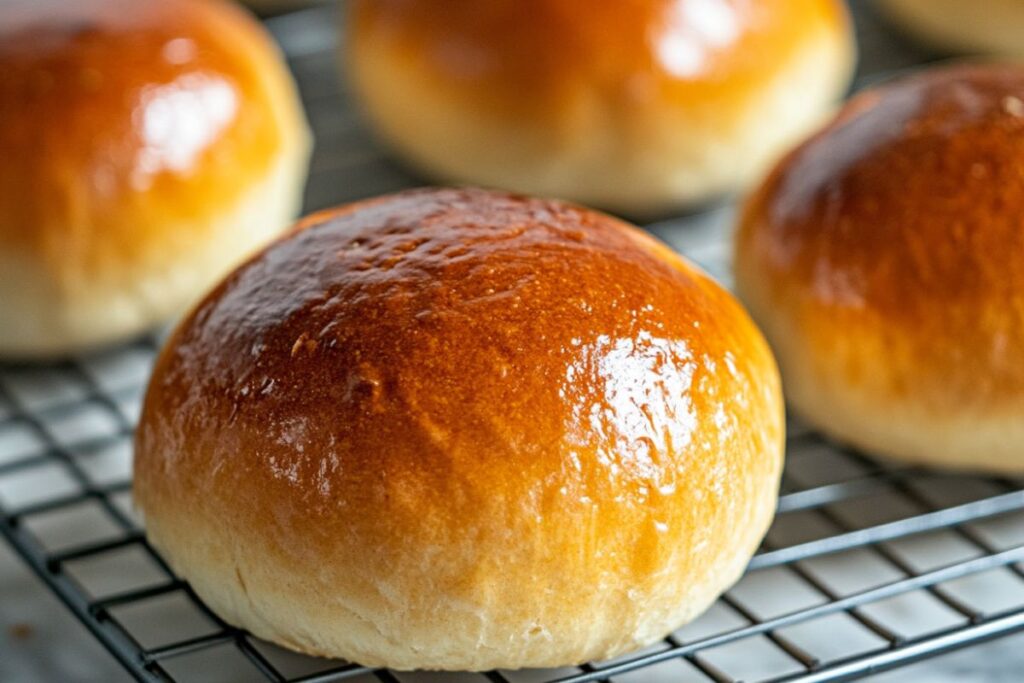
[4, 3, 1024, 682]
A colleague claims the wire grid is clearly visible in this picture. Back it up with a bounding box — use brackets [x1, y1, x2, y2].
[4, 3, 1024, 682]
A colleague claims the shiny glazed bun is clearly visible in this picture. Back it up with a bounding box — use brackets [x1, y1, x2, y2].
[876, 0, 1024, 57]
[736, 64, 1024, 472]
[346, 0, 855, 215]
[135, 188, 784, 670]
[0, 0, 310, 358]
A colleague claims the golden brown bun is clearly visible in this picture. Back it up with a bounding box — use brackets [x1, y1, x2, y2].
[736, 63, 1024, 473]
[135, 187, 784, 670]
[346, 0, 855, 215]
[0, 0, 310, 358]
[876, 0, 1024, 57]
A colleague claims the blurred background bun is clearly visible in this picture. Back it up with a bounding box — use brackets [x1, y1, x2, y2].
[0, 0, 310, 358]
[736, 63, 1024, 472]
[876, 0, 1024, 57]
[346, 0, 855, 216]
[135, 187, 784, 670]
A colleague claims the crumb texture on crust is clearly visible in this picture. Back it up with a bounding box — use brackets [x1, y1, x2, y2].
[136, 188, 784, 669]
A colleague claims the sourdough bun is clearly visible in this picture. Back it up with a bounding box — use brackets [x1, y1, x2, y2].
[736, 63, 1024, 472]
[0, 0, 310, 358]
[135, 187, 784, 670]
[876, 0, 1024, 57]
[345, 0, 855, 215]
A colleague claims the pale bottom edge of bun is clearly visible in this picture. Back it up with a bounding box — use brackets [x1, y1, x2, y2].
[0, 148, 308, 360]
[239, 0, 320, 13]
[139, 494, 773, 671]
[875, 0, 1024, 57]
[784, 368, 1024, 474]
[351, 27, 852, 216]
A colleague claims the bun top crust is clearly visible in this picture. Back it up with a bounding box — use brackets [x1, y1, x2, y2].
[737, 63, 1024, 410]
[137, 188, 782, 610]
[0, 0, 303, 255]
[348, 0, 850, 118]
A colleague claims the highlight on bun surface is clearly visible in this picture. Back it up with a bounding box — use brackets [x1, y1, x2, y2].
[135, 187, 785, 670]
[736, 63, 1024, 472]
[345, 0, 855, 215]
[0, 0, 311, 358]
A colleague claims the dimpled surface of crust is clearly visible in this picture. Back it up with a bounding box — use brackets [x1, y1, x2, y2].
[736, 64, 1024, 470]
[136, 188, 784, 669]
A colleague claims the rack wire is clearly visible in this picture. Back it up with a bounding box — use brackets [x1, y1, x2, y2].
[4, 3, 1024, 682]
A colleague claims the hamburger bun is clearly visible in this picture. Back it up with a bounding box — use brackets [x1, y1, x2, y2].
[136, 187, 784, 669]
[0, 0, 310, 357]
[346, 0, 854, 215]
[736, 63, 1024, 472]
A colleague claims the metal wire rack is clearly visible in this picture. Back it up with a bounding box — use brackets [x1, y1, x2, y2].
[4, 3, 1024, 682]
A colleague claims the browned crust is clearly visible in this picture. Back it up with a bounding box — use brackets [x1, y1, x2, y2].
[0, 0, 305, 278]
[738, 63, 1024, 417]
[348, 0, 850, 120]
[135, 187, 784, 667]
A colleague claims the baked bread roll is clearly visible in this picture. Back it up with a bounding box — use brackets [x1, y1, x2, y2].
[345, 0, 855, 215]
[135, 187, 784, 670]
[0, 0, 310, 358]
[876, 0, 1024, 57]
[736, 63, 1024, 472]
